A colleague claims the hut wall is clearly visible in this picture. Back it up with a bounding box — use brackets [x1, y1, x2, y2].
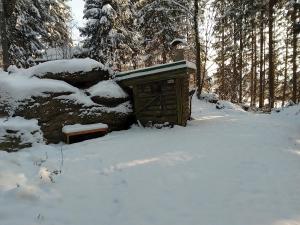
[134, 79, 179, 125]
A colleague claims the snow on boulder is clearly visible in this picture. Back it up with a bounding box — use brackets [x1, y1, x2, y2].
[199, 92, 219, 104]
[0, 117, 44, 152]
[29, 58, 109, 75]
[30, 58, 112, 88]
[87, 80, 129, 107]
[216, 100, 246, 113]
[0, 68, 133, 144]
[0, 72, 92, 115]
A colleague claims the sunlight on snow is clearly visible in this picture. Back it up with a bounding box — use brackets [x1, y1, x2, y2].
[272, 218, 300, 225]
[101, 152, 197, 175]
[0, 172, 27, 191]
[193, 115, 224, 121]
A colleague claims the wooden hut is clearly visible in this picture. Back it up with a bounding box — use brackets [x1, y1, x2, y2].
[116, 60, 196, 126]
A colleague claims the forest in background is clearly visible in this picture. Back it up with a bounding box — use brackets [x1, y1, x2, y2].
[0, 0, 299, 110]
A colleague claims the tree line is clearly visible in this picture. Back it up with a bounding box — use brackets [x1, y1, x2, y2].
[212, 0, 299, 109]
[0, 0, 299, 109]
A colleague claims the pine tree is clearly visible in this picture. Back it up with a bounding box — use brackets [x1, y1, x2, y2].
[81, 0, 140, 70]
[81, 0, 117, 65]
[138, 0, 191, 65]
[5, 0, 71, 67]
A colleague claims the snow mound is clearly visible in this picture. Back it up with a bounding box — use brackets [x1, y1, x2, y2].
[0, 72, 95, 114]
[272, 103, 300, 118]
[0, 117, 44, 151]
[199, 92, 219, 103]
[216, 100, 246, 113]
[88, 80, 128, 98]
[0, 73, 77, 99]
[27, 58, 111, 76]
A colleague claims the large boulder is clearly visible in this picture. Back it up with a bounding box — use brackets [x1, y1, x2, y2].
[0, 117, 44, 152]
[30, 58, 112, 88]
[0, 64, 133, 144]
[87, 80, 130, 107]
[14, 94, 132, 143]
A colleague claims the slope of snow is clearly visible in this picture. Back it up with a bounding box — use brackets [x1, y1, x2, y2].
[0, 100, 300, 225]
[216, 100, 246, 113]
[88, 80, 128, 98]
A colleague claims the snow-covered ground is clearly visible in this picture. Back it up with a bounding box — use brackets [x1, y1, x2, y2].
[0, 99, 300, 225]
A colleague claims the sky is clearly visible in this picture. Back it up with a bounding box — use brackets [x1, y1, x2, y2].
[67, 0, 85, 43]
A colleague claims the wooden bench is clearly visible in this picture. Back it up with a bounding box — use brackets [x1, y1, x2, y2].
[62, 123, 108, 144]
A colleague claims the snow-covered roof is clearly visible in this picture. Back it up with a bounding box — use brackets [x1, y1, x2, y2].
[116, 60, 196, 81]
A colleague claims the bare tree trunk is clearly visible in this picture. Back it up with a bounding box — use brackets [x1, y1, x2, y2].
[259, 9, 265, 108]
[253, 27, 257, 107]
[238, 21, 244, 103]
[250, 24, 254, 107]
[268, 0, 275, 110]
[282, 29, 289, 107]
[162, 48, 167, 64]
[199, 36, 209, 95]
[0, 0, 17, 71]
[0, 0, 10, 71]
[263, 36, 266, 105]
[221, 10, 225, 100]
[194, 0, 202, 98]
[232, 21, 238, 102]
[291, 4, 298, 103]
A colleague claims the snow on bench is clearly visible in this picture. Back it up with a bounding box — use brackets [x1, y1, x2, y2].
[62, 123, 108, 144]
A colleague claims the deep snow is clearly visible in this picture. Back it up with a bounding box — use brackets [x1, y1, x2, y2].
[0, 99, 299, 225]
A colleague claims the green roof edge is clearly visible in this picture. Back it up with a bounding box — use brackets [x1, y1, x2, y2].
[115, 60, 191, 78]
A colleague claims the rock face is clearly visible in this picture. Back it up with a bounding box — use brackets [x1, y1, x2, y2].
[30, 58, 112, 89]
[13, 94, 132, 143]
[0, 59, 133, 145]
[87, 80, 130, 107]
[33, 68, 110, 89]
[0, 135, 32, 152]
[0, 117, 44, 152]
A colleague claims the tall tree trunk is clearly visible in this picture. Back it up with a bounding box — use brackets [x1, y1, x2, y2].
[232, 21, 238, 102]
[253, 27, 257, 107]
[250, 24, 254, 107]
[0, 0, 10, 71]
[263, 35, 266, 105]
[199, 36, 209, 95]
[259, 9, 265, 109]
[291, 4, 298, 103]
[282, 29, 289, 107]
[238, 21, 244, 103]
[221, 10, 225, 100]
[194, 0, 202, 98]
[162, 48, 167, 64]
[268, 0, 275, 110]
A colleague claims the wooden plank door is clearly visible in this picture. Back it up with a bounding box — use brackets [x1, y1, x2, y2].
[134, 79, 178, 124]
